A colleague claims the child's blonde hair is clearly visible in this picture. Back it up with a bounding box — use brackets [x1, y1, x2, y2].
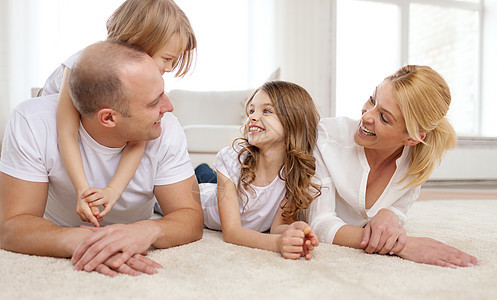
[236, 81, 322, 221]
[387, 65, 457, 187]
[106, 0, 196, 77]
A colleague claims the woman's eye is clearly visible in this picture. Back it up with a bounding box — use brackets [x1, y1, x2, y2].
[380, 114, 388, 123]
[369, 96, 375, 104]
[263, 109, 272, 113]
[248, 109, 255, 114]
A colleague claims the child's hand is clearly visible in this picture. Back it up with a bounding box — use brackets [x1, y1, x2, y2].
[291, 221, 319, 259]
[301, 225, 319, 260]
[82, 186, 121, 218]
[76, 195, 101, 227]
[278, 221, 319, 260]
[361, 208, 407, 255]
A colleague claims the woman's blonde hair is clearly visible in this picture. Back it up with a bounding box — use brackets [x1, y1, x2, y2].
[387, 65, 457, 187]
[106, 0, 196, 77]
[235, 81, 322, 222]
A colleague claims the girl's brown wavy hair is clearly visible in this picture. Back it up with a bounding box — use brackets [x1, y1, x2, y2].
[235, 81, 321, 222]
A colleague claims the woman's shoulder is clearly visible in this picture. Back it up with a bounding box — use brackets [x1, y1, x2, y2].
[318, 116, 358, 145]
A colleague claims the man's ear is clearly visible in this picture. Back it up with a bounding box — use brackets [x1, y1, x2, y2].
[97, 108, 117, 128]
[403, 131, 426, 146]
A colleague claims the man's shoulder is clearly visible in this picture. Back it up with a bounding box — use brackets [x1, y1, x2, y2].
[13, 95, 58, 118]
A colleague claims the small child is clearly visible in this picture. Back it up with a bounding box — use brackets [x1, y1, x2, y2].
[201, 80, 322, 259]
[41, 0, 196, 226]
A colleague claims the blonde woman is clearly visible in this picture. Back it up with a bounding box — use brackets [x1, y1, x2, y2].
[42, 0, 196, 226]
[201, 81, 322, 259]
[309, 65, 480, 267]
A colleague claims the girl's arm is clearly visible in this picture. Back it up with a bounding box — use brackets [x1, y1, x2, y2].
[84, 140, 147, 217]
[217, 173, 307, 259]
[57, 68, 99, 226]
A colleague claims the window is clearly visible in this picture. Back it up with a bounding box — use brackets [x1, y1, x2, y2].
[336, 0, 487, 136]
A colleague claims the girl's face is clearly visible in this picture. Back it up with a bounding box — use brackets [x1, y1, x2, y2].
[150, 33, 186, 75]
[245, 90, 285, 150]
[354, 80, 415, 153]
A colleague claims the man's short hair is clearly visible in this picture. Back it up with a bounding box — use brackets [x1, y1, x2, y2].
[68, 40, 147, 117]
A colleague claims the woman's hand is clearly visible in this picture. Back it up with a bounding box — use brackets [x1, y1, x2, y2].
[397, 236, 480, 268]
[361, 208, 407, 255]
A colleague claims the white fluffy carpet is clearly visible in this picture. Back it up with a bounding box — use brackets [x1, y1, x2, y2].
[1, 199, 496, 299]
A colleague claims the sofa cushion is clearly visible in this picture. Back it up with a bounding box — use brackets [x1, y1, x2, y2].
[168, 89, 253, 126]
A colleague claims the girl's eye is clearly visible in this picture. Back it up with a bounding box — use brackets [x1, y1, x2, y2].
[248, 109, 255, 114]
[263, 109, 272, 113]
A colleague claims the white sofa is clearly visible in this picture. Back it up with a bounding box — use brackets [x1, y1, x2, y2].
[168, 88, 253, 168]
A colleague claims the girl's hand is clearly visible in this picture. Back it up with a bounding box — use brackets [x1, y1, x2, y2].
[361, 208, 407, 255]
[301, 225, 319, 260]
[278, 221, 319, 260]
[76, 195, 101, 227]
[82, 186, 121, 218]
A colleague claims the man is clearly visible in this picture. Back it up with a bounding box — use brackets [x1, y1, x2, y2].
[0, 41, 203, 276]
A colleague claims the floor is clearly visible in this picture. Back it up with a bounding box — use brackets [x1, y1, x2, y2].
[419, 180, 497, 200]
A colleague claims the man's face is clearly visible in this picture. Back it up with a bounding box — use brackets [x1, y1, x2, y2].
[117, 58, 173, 142]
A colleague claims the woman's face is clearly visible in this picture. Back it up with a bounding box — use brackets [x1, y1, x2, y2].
[354, 80, 415, 153]
[150, 33, 185, 75]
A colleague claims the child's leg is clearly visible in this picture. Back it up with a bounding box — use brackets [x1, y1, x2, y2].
[194, 163, 217, 183]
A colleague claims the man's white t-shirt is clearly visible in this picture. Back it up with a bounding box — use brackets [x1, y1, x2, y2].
[0, 95, 194, 227]
[201, 145, 285, 232]
[307, 117, 420, 243]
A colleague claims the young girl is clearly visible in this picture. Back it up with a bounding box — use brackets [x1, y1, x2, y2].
[201, 81, 322, 259]
[41, 0, 196, 227]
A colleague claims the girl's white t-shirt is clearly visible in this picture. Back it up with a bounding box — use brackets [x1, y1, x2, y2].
[201, 145, 285, 232]
[42, 50, 83, 96]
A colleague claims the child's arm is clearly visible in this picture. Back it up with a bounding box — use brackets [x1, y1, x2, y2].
[57, 67, 100, 227]
[217, 172, 307, 259]
[83, 140, 147, 217]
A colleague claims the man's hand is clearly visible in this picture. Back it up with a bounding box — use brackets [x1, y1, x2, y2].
[361, 208, 407, 255]
[72, 222, 159, 272]
[93, 253, 163, 277]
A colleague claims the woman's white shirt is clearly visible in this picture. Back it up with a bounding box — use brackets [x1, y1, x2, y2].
[308, 117, 420, 243]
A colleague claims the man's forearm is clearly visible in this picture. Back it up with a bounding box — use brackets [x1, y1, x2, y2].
[149, 207, 204, 249]
[1, 215, 89, 257]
